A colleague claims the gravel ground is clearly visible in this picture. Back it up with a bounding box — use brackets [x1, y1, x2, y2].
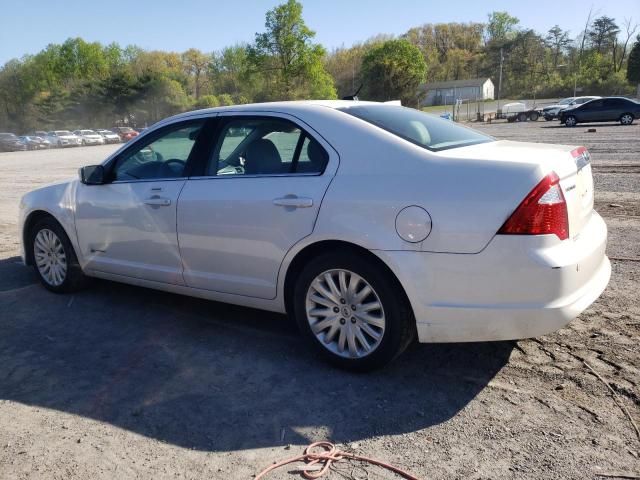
[0, 121, 639, 479]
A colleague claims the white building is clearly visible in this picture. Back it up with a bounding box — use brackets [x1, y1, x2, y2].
[421, 78, 495, 106]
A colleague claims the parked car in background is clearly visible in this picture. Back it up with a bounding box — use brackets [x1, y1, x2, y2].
[0, 132, 27, 152]
[559, 97, 640, 127]
[19, 101, 610, 370]
[33, 130, 48, 138]
[94, 129, 121, 144]
[111, 126, 139, 142]
[73, 129, 105, 146]
[45, 131, 82, 148]
[543, 96, 600, 120]
[19, 136, 50, 150]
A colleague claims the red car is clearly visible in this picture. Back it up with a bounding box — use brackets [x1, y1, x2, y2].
[111, 127, 139, 142]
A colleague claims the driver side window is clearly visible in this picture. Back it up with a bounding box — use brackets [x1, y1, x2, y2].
[112, 122, 204, 181]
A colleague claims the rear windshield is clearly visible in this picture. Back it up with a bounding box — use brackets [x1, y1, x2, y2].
[338, 104, 493, 152]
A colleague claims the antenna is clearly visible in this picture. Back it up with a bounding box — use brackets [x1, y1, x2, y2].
[342, 84, 363, 101]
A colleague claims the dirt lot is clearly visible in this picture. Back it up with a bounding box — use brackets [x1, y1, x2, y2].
[0, 121, 638, 480]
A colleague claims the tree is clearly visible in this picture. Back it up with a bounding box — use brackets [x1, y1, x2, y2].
[182, 49, 211, 99]
[627, 35, 640, 95]
[361, 39, 426, 105]
[588, 16, 620, 54]
[486, 11, 520, 44]
[545, 26, 571, 67]
[247, 0, 336, 100]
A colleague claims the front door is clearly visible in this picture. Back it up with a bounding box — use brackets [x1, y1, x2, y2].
[177, 113, 338, 299]
[75, 120, 207, 284]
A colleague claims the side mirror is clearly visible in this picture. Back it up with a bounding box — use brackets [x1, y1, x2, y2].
[79, 165, 106, 185]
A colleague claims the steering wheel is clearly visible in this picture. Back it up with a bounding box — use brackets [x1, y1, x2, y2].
[164, 158, 186, 176]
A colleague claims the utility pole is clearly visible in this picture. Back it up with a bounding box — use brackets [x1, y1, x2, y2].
[497, 47, 504, 111]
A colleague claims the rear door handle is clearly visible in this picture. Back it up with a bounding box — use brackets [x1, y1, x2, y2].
[273, 196, 313, 208]
[144, 196, 172, 206]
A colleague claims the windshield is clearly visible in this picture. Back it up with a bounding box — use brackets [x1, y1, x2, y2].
[558, 98, 575, 105]
[338, 104, 493, 152]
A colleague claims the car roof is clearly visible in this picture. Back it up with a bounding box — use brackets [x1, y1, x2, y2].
[166, 100, 376, 122]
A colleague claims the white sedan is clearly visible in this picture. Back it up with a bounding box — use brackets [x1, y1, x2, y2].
[19, 101, 610, 370]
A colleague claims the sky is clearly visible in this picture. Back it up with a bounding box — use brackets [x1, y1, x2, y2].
[0, 0, 638, 65]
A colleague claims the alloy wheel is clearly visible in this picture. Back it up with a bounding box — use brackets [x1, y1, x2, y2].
[34, 228, 67, 286]
[565, 116, 577, 127]
[621, 114, 633, 125]
[305, 269, 386, 359]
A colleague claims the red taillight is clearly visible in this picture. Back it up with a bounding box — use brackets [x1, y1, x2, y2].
[498, 172, 569, 240]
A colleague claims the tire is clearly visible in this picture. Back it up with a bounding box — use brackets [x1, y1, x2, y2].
[517, 112, 527, 122]
[544, 116, 553, 121]
[528, 112, 539, 122]
[564, 115, 577, 127]
[30, 217, 88, 293]
[620, 113, 634, 126]
[292, 251, 415, 371]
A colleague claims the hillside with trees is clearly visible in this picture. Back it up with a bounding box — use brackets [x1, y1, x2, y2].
[0, 0, 637, 132]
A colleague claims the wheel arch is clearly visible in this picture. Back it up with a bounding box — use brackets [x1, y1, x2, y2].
[282, 239, 414, 321]
[22, 210, 67, 266]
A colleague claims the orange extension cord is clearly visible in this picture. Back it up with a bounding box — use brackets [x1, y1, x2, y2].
[254, 441, 421, 479]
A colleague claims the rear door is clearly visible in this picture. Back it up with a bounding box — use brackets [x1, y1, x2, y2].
[579, 99, 604, 122]
[177, 112, 338, 299]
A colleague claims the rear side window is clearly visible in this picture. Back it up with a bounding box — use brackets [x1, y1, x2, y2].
[208, 117, 328, 176]
[338, 105, 493, 152]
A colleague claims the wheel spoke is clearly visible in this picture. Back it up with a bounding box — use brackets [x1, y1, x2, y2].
[360, 323, 382, 340]
[359, 301, 381, 313]
[324, 321, 340, 343]
[323, 273, 342, 302]
[337, 327, 347, 352]
[357, 312, 385, 329]
[311, 315, 338, 334]
[308, 307, 332, 318]
[354, 328, 371, 352]
[312, 279, 340, 305]
[352, 285, 372, 304]
[338, 271, 348, 297]
[346, 327, 358, 357]
[309, 293, 336, 309]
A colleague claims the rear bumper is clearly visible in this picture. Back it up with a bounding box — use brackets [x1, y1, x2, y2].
[374, 211, 610, 343]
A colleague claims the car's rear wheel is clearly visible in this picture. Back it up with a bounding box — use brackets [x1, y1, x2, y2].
[293, 251, 415, 371]
[30, 217, 87, 293]
[564, 115, 577, 127]
[620, 113, 634, 126]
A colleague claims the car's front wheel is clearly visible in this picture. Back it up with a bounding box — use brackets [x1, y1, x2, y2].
[293, 251, 415, 371]
[30, 217, 88, 293]
[620, 113, 634, 126]
[564, 115, 577, 127]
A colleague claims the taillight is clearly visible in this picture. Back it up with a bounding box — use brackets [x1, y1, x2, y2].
[498, 172, 569, 240]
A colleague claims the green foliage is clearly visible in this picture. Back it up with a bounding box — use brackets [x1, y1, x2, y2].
[246, 0, 336, 100]
[627, 36, 640, 84]
[0, 5, 637, 133]
[361, 39, 426, 105]
[486, 11, 520, 43]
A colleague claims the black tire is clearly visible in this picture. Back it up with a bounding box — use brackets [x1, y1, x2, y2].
[528, 112, 539, 121]
[30, 217, 88, 293]
[292, 251, 415, 371]
[517, 112, 527, 122]
[564, 115, 577, 127]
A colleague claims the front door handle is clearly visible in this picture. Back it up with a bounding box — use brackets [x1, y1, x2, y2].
[144, 196, 171, 206]
[273, 196, 313, 208]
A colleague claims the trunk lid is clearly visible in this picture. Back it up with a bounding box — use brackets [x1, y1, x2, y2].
[436, 140, 594, 239]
